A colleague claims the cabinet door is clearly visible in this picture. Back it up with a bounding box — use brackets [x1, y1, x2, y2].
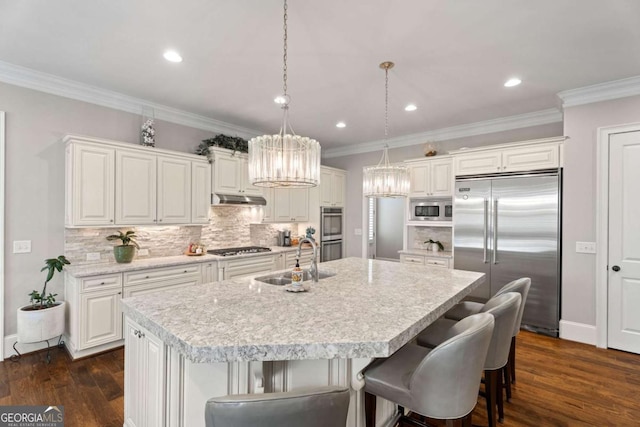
[213, 152, 242, 194]
[191, 161, 211, 224]
[430, 158, 453, 196]
[408, 163, 430, 197]
[144, 330, 166, 427]
[202, 262, 218, 283]
[320, 169, 334, 206]
[124, 319, 144, 427]
[79, 288, 122, 350]
[273, 188, 293, 221]
[68, 143, 115, 226]
[453, 151, 502, 176]
[262, 188, 274, 222]
[501, 143, 559, 173]
[241, 159, 264, 196]
[290, 188, 309, 221]
[400, 254, 425, 265]
[157, 155, 191, 224]
[116, 149, 157, 224]
[332, 172, 345, 207]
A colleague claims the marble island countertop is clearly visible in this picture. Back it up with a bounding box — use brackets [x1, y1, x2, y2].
[398, 249, 453, 259]
[120, 257, 485, 363]
[65, 245, 310, 278]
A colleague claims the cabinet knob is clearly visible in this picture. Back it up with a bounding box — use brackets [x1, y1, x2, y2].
[159, 219, 163, 222]
[184, 270, 188, 273]
[118, 292, 122, 295]
[145, 275, 150, 279]
[612, 265, 621, 272]
[497, 166, 500, 170]
[100, 282, 105, 285]
[109, 219, 114, 223]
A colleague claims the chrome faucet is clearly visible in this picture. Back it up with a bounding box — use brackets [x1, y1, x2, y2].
[297, 237, 319, 283]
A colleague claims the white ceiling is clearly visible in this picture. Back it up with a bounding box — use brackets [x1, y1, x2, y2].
[1, 0, 640, 151]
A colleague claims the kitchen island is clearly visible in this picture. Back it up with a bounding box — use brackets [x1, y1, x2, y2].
[121, 257, 485, 427]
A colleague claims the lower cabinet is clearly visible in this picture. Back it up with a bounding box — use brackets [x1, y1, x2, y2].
[79, 288, 123, 349]
[219, 255, 276, 280]
[284, 249, 314, 269]
[123, 264, 201, 298]
[124, 318, 166, 427]
[399, 253, 451, 268]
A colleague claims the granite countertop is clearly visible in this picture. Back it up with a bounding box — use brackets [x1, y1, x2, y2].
[65, 246, 314, 278]
[120, 257, 484, 363]
[398, 249, 453, 259]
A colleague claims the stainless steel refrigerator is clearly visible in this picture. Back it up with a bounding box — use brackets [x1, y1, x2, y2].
[454, 171, 561, 336]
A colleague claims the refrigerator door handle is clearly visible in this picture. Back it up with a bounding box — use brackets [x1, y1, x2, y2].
[483, 199, 489, 263]
[492, 199, 499, 264]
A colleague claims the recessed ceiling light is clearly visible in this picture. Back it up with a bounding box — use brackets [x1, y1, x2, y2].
[404, 104, 418, 112]
[504, 78, 522, 87]
[336, 122, 346, 128]
[273, 95, 288, 104]
[163, 50, 183, 63]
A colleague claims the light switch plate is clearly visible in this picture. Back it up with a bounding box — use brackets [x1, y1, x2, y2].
[576, 241, 596, 254]
[138, 248, 149, 256]
[13, 240, 31, 254]
[86, 252, 101, 261]
[354, 228, 362, 236]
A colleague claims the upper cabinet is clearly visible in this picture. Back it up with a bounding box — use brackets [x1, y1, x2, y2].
[320, 167, 346, 207]
[406, 156, 453, 197]
[451, 137, 564, 176]
[263, 187, 309, 223]
[65, 135, 210, 227]
[209, 147, 262, 197]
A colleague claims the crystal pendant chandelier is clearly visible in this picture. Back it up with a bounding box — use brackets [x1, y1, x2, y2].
[363, 62, 410, 198]
[248, 0, 320, 188]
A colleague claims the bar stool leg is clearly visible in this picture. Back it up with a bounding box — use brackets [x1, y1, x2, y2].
[510, 336, 516, 384]
[497, 368, 505, 423]
[365, 392, 376, 427]
[503, 365, 512, 401]
[485, 370, 498, 427]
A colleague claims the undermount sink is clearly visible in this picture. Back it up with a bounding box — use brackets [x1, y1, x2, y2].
[254, 270, 337, 286]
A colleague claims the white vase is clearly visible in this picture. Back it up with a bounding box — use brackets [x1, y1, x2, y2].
[430, 244, 440, 253]
[16, 301, 66, 344]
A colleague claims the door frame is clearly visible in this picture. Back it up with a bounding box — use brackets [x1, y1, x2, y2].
[0, 112, 5, 361]
[595, 121, 640, 348]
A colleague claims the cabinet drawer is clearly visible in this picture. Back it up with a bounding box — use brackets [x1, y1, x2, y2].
[81, 274, 122, 292]
[425, 258, 449, 268]
[124, 264, 201, 286]
[123, 278, 199, 298]
[223, 255, 275, 279]
[400, 254, 425, 265]
[284, 250, 314, 269]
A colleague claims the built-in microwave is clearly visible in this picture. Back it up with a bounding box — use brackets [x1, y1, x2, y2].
[410, 198, 453, 221]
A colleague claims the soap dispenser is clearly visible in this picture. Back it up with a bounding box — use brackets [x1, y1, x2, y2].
[291, 259, 303, 288]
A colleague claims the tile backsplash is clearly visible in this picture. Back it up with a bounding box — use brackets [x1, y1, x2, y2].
[65, 206, 302, 264]
[410, 227, 453, 251]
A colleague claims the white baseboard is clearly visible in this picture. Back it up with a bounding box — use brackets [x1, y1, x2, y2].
[3, 334, 62, 359]
[559, 320, 597, 345]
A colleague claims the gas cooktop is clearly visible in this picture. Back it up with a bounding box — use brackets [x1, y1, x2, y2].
[207, 246, 272, 257]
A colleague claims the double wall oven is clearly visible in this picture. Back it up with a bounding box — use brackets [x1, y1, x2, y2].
[320, 207, 343, 262]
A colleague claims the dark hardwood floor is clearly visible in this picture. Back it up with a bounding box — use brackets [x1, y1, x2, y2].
[2, 331, 640, 427]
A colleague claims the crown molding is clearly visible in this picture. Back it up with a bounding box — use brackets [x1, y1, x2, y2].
[323, 108, 562, 158]
[0, 60, 262, 139]
[557, 75, 640, 108]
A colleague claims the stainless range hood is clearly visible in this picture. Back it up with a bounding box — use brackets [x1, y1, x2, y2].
[211, 193, 266, 206]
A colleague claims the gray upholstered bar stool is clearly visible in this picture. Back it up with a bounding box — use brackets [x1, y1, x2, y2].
[205, 386, 350, 427]
[363, 313, 495, 427]
[417, 292, 521, 427]
[444, 277, 531, 399]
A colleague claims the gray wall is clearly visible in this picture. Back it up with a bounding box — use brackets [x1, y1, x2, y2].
[562, 94, 640, 326]
[0, 81, 215, 336]
[323, 122, 563, 258]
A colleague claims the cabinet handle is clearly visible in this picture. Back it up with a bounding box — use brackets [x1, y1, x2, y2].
[100, 282, 105, 285]
[109, 219, 114, 223]
[118, 292, 122, 295]
[139, 332, 145, 338]
[145, 275, 150, 279]
[183, 270, 188, 273]
[159, 219, 163, 222]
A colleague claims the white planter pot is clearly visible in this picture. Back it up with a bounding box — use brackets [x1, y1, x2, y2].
[17, 301, 66, 344]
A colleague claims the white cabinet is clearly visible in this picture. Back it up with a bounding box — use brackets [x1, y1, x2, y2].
[202, 261, 218, 283]
[65, 142, 115, 226]
[219, 255, 277, 280]
[452, 139, 563, 176]
[407, 157, 453, 197]
[210, 147, 262, 196]
[64, 135, 210, 227]
[124, 318, 166, 427]
[123, 264, 201, 298]
[272, 188, 309, 222]
[157, 155, 191, 224]
[191, 161, 211, 224]
[284, 249, 315, 269]
[399, 253, 450, 268]
[320, 167, 346, 207]
[64, 272, 123, 355]
[116, 149, 157, 225]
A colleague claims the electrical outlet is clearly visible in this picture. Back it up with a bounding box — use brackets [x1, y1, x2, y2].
[86, 252, 101, 261]
[13, 240, 31, 254]
[354, 228, 362, 236]
[576, 241, 596, 254]
[138, 248, 149, 256]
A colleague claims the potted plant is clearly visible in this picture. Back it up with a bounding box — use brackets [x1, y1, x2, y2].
[16, 256, 70, 344]
[424, 239, 444, 252]
[107, 230, 139, 263]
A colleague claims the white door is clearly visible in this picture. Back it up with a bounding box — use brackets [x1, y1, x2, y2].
[273, 188, 292, 221]
[320, 169, 333, 206]
[70, 143, 115, 225]
[608, 130, 640, 353]
[157, 155, 191, 224]
[430, 158, 453, 196]
[191, 162, 211, 224]
[289, 188, 309, 221]
[116, 149, 157, 224]
[241, 159, 263, 196]
[79, 289, 122, 350]
[213, 153, 241, 194]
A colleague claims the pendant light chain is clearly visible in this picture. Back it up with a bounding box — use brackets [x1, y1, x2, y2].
[282, 0, 288, 98]
[384, 65, 389, 140]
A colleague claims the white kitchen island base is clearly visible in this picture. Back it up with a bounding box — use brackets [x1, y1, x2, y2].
[124, 316, 397, 427]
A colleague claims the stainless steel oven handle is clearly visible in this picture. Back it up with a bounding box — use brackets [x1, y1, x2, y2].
[483, 199, 488, 263]
[492, 199, 498, 264]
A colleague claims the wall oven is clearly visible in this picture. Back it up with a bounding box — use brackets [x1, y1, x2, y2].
[320, 207, 343, 262]
[410, 198, 453, 222]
